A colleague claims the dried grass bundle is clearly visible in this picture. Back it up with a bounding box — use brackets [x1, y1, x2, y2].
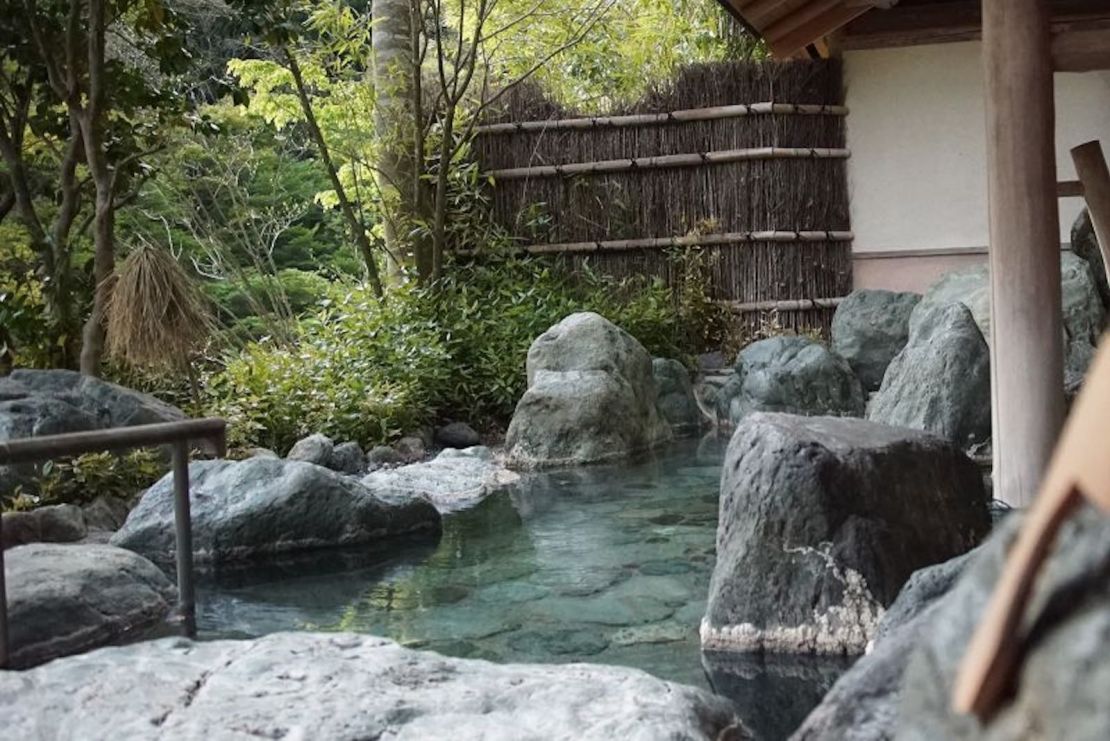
[106, 245, 212, 371]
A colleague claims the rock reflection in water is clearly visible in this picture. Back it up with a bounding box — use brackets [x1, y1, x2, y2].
[703, 650, 856, 741]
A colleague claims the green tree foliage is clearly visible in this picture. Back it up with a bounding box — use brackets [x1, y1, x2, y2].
[491, 0, 760, 110]
[0, 0, 197, 372]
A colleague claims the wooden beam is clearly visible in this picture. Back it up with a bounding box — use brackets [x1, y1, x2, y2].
[1058, 180, 1085, 198]
[1053, 27, 1110, 71]
[840, 0, 1110, 50]
[1072, 141, 1110, 289]
[984, 0, 1065, 508]
[768, 5, 873, 57]
[764, 0, 846, 45]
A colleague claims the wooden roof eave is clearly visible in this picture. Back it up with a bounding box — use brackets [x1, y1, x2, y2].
[715, 0, 881, 57]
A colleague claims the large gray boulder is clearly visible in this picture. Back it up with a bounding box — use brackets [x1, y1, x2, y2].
[0, 369, 185, 497]
[0, 632, 745, 739]
[111, 458, 441, 564]
[831, 289, 922, 392]
[791, 550, 976, 740]
[895, 504, 1110, 739]
[911, 253, 1106, 395]
[505, 313, 672, 468]
[702, 413, 989, 656]
[3, 543, 176, 669]
[362, 446, 519, 513]
[1073, 208, 1108, 307]
[1061, 250, 1107, 393]
[721, 336, 865, 425]
[653, 357, 701, 434]
[867, 303, 992, 448]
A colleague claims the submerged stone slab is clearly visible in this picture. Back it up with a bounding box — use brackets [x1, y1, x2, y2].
[362, 446, 519, 513]
[3, 543, 175, 669]
[112, 458, 440, 564]
[0, 632, 744, 740]
[703, 413, 989, 656]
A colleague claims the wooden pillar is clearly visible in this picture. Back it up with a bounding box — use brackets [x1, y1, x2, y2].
[984, 0, 1065, 507]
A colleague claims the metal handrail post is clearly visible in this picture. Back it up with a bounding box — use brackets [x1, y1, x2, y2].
[0, 417, 225, 663]
[171, 441, 196, 638]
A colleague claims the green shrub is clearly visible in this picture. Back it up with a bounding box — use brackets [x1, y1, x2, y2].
[203, 250, 721, 452]
[206, 284, 450, 452]
[14, 449, 169, 510]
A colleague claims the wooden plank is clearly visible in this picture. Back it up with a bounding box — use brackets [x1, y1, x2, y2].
[839, 0, 1110, 50]
[484, 147, 851, 181]
[1072, 141, 1110, 289]
[983, 0, 1065, 509]
[475, 102, 849, 136]
[769, 5, 873, 57]
[1058, 180, 1085, 198]
[764, 0, 845, 44]
[1053, 27, 1110, 71]
[746, 0, 799, 28]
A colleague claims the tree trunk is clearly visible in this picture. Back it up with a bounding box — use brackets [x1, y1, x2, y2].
[78, 183, 113, 375]
[284, 48, 384, 298]
[430, 109, 455, 282]
[78, 0, 112, 377]
[372, 0, 417, 278]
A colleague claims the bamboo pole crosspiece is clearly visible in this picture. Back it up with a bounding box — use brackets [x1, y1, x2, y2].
[485, 147, 851, 181]
[475, 101, 850, 135]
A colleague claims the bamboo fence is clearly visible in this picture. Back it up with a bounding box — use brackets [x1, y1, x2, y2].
[472, 60, 852, 332]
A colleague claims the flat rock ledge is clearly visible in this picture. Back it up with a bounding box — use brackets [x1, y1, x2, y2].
[0, 632, 746, 741]
[361, 446, 520, 513]
[4, 543, 176, 669]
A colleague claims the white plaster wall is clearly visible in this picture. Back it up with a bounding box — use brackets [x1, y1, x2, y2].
[844, 41, 1110, 255]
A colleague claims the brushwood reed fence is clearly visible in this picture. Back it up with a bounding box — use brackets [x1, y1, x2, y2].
[471, 60, 853, 333]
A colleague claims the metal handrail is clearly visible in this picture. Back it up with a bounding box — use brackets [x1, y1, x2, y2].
[0, 417, 226, 669]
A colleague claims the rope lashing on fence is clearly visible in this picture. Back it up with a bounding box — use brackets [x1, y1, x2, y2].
[720, 297, 847, 313]
[454, 230, 854, 257]
[484, 147, 851, 181]
[475, 102, 850, 135]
